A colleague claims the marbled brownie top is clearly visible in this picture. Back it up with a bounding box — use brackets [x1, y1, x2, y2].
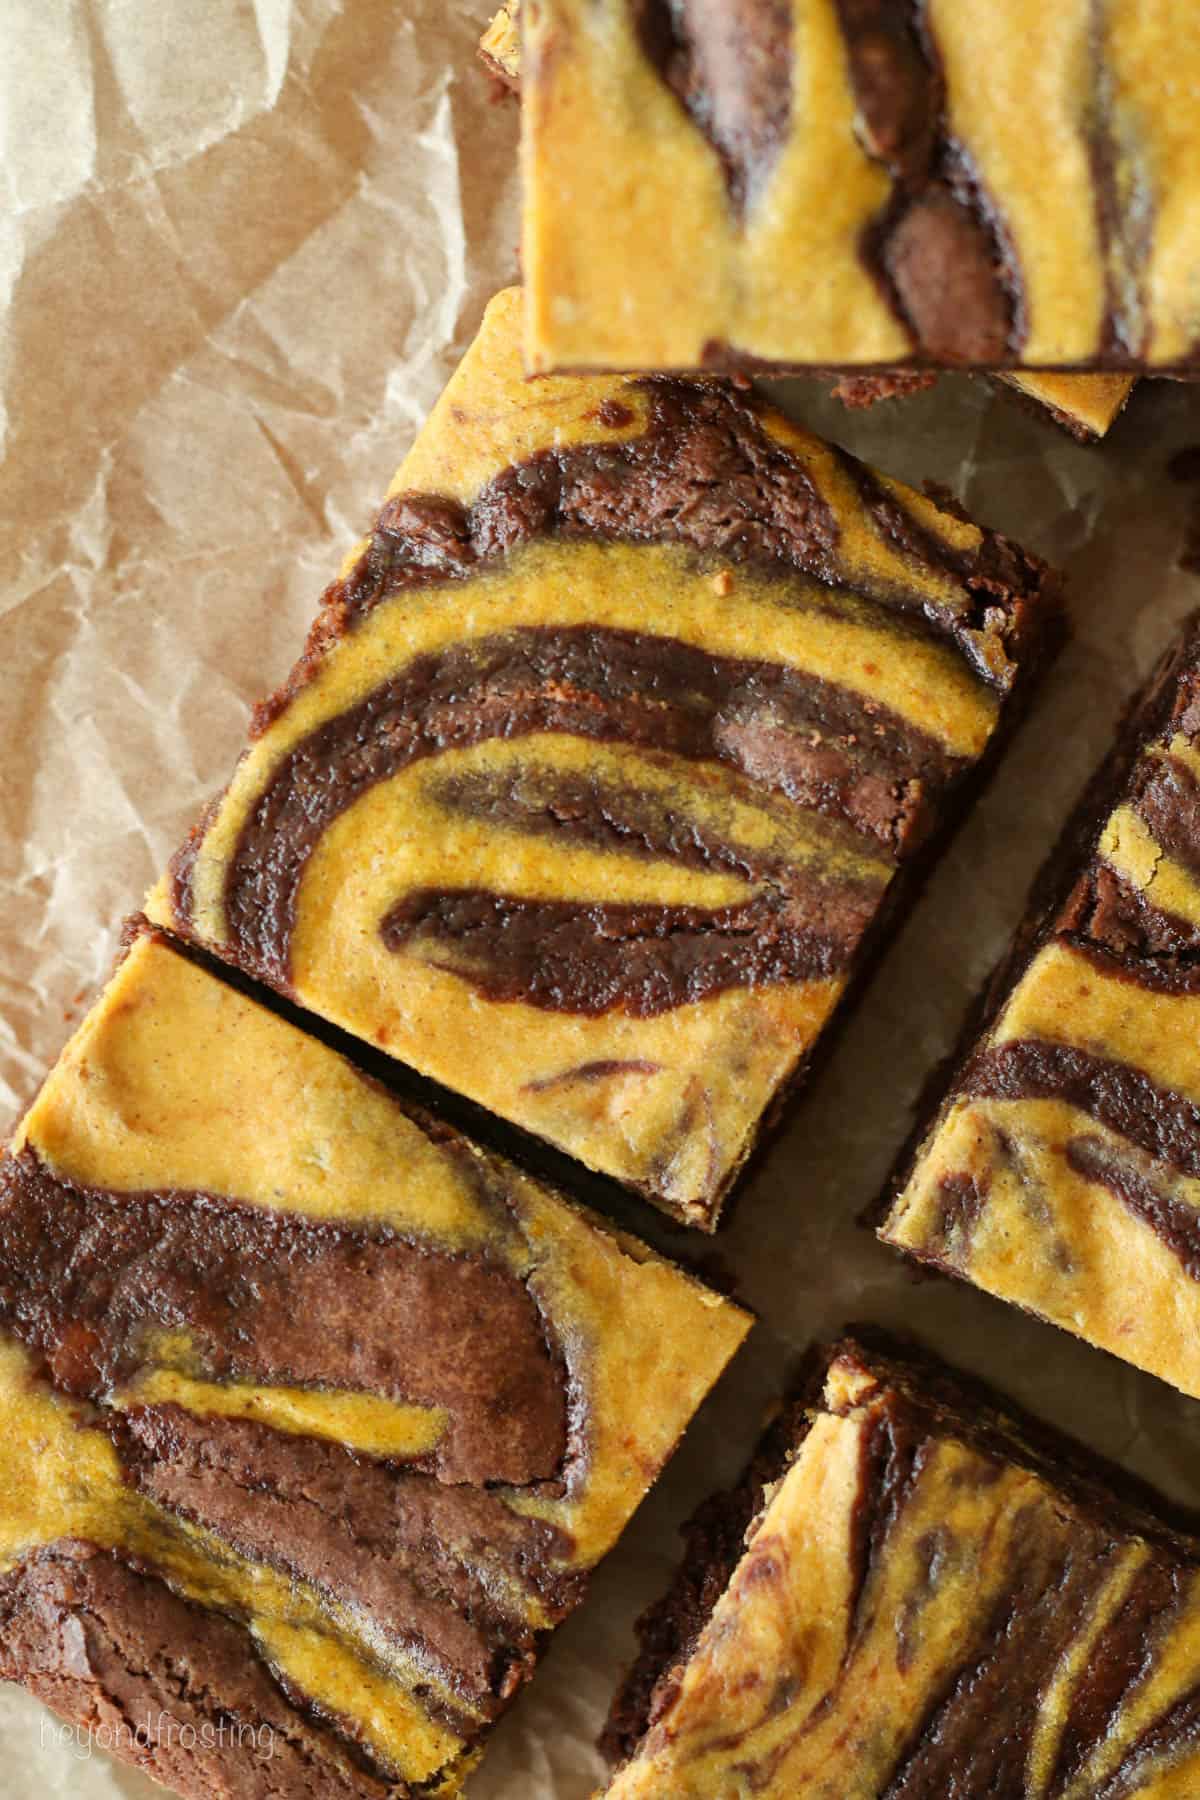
[0, 930, 748, 1795]
[603, 1336, 1200, 1798]
[488, 5, 1136, 442]
[882, 615, 1200, 1403]
[148, 286, 1056, 1228]
[521, 0, 1200, 375]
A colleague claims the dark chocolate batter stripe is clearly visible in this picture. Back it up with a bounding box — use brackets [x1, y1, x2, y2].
[1091, 1675, 1200, 1800]
[877, 1530, 1128, 1797]
[0, 1150, 567, 1488]
[1133, 752, 1200, 885]
[408, 763, 886, 1014]
[634, 0, 793, 213]
[1048, 1556, 1189, 1793]
[832, 0, 938, 187]
[0, 1542, 408, 1796]
[832, 2, 1021, 363]
[961, 1039, 1200, 1187]
[378, 884, 873, 1019]
[426, 762, 862, 883]
[191, 626, 953, 991]
[930, 1170, 988, 1254]
[1066, 1137, 1200, 1282]
[844, 1403, 929, 1656]
[122, 1406, 574, 1710]
[1064, 932, 1200, 995]
[331, 378, 1024, 678]
[1088, 16, 1153, 362]
[1062, 864, 1200, 965]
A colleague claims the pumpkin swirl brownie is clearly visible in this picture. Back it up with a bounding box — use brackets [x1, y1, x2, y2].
[520, 0, 1200, 377]
[880, 614, 1200, 1399]
[0, 927, 749, 1798]
[601, 1331, 1200, 1798]
[147, 285, 1060, 1230]
[484, 5, 1137, 444]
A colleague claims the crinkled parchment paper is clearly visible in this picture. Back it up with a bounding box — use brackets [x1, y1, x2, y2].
[4, 5, 1200, 1796]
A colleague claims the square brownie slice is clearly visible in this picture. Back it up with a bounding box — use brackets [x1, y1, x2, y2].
[0, 926, 749, 1798]
[602, 1331, 1200, 1798]
[520, 1, 1200, 376]
[880, 614, 1200, 1399]
[148, 284, 1060, 1229]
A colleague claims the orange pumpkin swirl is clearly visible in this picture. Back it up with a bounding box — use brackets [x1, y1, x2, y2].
[150, 288, 1059, 1226]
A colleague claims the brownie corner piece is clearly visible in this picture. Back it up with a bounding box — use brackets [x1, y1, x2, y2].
[0, 928, 750, 1795]
[148, 283, 1060, 1229]
[600, 1329, 1200, 1798]
[880, 611, 1200, 1399]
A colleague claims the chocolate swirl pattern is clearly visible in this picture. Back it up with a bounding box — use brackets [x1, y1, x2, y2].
[602, 1336, 1200, 1799]
[487, 6, 1138, 441]
[149, 287, 1057, 1228]
[522, 0, 1200, 373]
[882, 615, 1200, 1403]
[0, 930, 749, 1797]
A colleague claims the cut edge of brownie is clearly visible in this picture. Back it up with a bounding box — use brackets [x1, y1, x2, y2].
[827, 370, 941, 410]
[867, 607, 1200, 1238]
[599, 1325, 1200, 1775]
[110, 917, 756, 1301]
[828, 370, 1131, 441]
[706, 546, 1066, 1235]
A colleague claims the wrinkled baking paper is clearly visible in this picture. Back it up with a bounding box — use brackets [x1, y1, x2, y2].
[4, 5, 1200, 1796]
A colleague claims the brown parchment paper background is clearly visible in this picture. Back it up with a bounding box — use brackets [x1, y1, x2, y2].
[4, 4, 1200, 1795]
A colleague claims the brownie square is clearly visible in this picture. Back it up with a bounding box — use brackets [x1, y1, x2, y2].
[486, 6, 1137, 441]
[0, 928, 749, 1797]
[880, 615, 1200, 1400]
[148, 285, 1060, 1229]
[519, 1, 1200, 376]
[602, 1331, 1200, 1798]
